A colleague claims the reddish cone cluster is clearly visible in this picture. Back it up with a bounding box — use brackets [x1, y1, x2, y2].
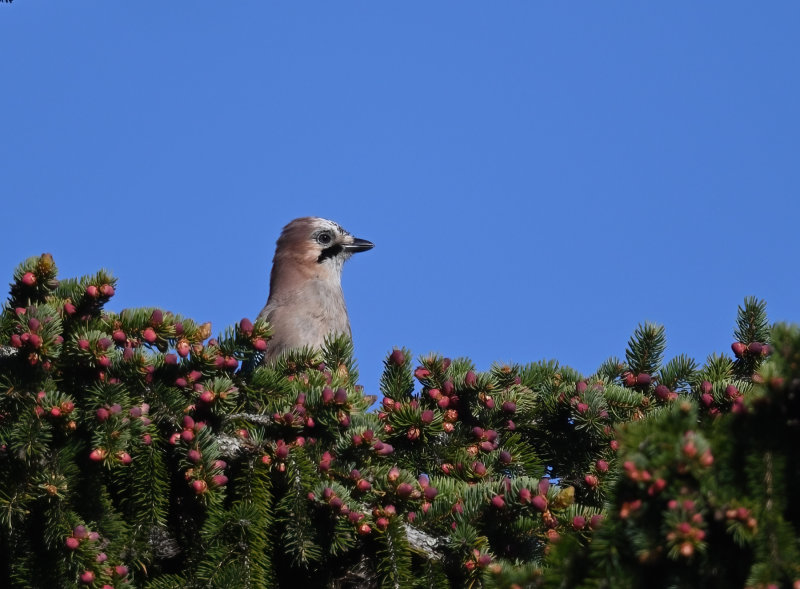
[7, 306, 63, 367]
[562, 381, 611, 422]
[724, 505, 758, 533]
[319, 486, 350, 516]
[212, 350, 239, 370]
[372, 504, 397, 530]
[731, 341, 771, 358]
[681, 431, 714, 468]
[622, 372, 652, 388]
[665, 514, 707, 558]
[465, 549, 493, 571]
[238, 317, 269, 352]
[197, 380, 237, 407]
[654, 384, 678, 402]
[351, 428, 375, 447]
[378, 395, 444, 443]
[85, 282, 115, 300]
[170, 416, 227, 491]
[185, 458, 228, 495]
[697, 379, 751, 416]
[470, 427, 500, 454]
[619, 499, 642, 519]
[174, 369, 203, 389]
[173, 415, 203, 444]
[65, 524, 100, 549]
[63, 522, 128, 587]
[518, 479, 564, 535]
[35, 392, 76, 428]
[71, 333, 120, 374]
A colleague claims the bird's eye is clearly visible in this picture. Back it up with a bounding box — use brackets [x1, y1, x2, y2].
[317, 232, 333, 245]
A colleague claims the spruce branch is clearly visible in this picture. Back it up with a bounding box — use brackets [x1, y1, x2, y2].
[732, 296, 771, 379]
[624, 321, 666, 379]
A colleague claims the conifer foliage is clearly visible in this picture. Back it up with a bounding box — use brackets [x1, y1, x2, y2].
[0, 254, 798, 588]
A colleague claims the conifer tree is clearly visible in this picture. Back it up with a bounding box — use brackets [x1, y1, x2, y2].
[0, 255, 798, 588]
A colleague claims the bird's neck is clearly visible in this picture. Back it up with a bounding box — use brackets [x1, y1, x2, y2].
[268, 254, 343, 301]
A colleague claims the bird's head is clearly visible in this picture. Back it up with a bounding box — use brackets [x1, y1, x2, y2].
[272, 217, 374, 282]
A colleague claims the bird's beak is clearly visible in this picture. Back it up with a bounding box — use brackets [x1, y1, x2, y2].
[343, 237, 374, 253]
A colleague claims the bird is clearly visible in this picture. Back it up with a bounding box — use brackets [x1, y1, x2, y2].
[257, 217, 374, 363]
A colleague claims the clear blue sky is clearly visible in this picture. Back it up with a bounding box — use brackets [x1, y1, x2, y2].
[2, 3, 798, 396]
